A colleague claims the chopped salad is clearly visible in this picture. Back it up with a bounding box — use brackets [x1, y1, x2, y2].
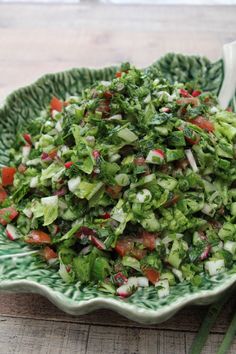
[1, 63, 236, 298]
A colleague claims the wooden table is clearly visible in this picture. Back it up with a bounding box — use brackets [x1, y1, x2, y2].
[0, 3, 236, 353]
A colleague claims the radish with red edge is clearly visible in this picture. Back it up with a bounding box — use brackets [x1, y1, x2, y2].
[92, 150, 100, 159]
[116, 284, 133, 297]
[90, 235, 106, 250]
[179, 88, 191, 97]
[23, 133, 32, 145]
[114, 272, 128, 286]
[6, 224, 21, 241]
[146, 149, 165, 164]
[64, 161, 74, 169]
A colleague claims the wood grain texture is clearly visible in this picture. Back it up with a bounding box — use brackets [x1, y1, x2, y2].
[0, 4, 236, 100]
[1, 3, 236, 353]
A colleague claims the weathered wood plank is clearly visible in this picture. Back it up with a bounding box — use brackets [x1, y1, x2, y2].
[0, 293, 235, 333]
[0, 315, 89, 354]
[186, 332, 236, 354]
[0, 4, 236, 99]
[0, 315, 235, 354]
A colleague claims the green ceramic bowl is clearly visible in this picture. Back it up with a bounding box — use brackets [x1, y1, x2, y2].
[1, 53, 236, 324]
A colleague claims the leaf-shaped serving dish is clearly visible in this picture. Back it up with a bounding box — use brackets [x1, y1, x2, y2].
[1, 53, 236, 324]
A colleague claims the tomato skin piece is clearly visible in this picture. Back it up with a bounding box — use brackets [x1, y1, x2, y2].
[25, 230, 51, 244]
[104, 91, 113, 99]
[179, 88, 191, 97]
[106, 185, 122, 199]
[115, 72, 122, 78]
[131, 248, 147, 260]
[18, 164, 27, 174]
[50, 96, 63, 113]
[164, 194, 180, 208]
[141, 231, 156, 251]
[113, 272, 128, 286]
[0, 207, 18, 225]
[43, 246, 58, 261]
[115, 239, 134, 257]
[192, 90, 201, 97]
[190, 116, 214, 133]
[64, 161, 74, 169]
[48, 148, 58, 159]
[0, 185, 7, 203]
[142, 267, 160, 285]
[1, 167, 17, 187]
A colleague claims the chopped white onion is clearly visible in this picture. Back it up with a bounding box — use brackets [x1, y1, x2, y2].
[185, 149, 198, 172]
[137, 277, 149, 287]
[155, 279, 170, 298]
[205, 259, 225, 276]
[68, 176, 81, 193]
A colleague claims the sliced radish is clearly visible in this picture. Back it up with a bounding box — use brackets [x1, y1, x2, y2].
[22, 207, 33, 219]
[127, 277, 138, 288]
[116, 284, 133, 298]
[90, 235, 106, 250]
[23, 133, 32, 145]
[137, 277, 149, 287]
[200, 244, 211, 260]
[68, 176, 81, 193]
[185, 149, 198, 172]
[146, 149, 165, 164]
[114, 272, 128, 286]
[6, 224, 21, 241]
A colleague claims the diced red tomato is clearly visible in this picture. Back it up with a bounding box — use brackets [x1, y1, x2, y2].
[190, 116, 214, 133]
[101, 212, 111, 219]
[177, 127, 200, 145]
[142, 267, 160, 285]
[43, 246, 58, 261]
[106, 185, 122, 199]
[115, 239, 134, 257]
[115, 72, 122, 78]
[141, 231, 156, 251]
[226, 107, 233, 112]
[64, 161, 74, 169]
[25, 230, 51, 244]
[192, 90, 201, 97]
[104, 91, 113, 99]
[0, 207, 18, 225]
[76, 226, 96, 238]
[131, 248, 147, 260]
[1, 167, 17, 187]
[23, 133, 32, 145]
[0, 185, 7, 203]
[113, 272, 128, 286]
[50, 96, 63, 113]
